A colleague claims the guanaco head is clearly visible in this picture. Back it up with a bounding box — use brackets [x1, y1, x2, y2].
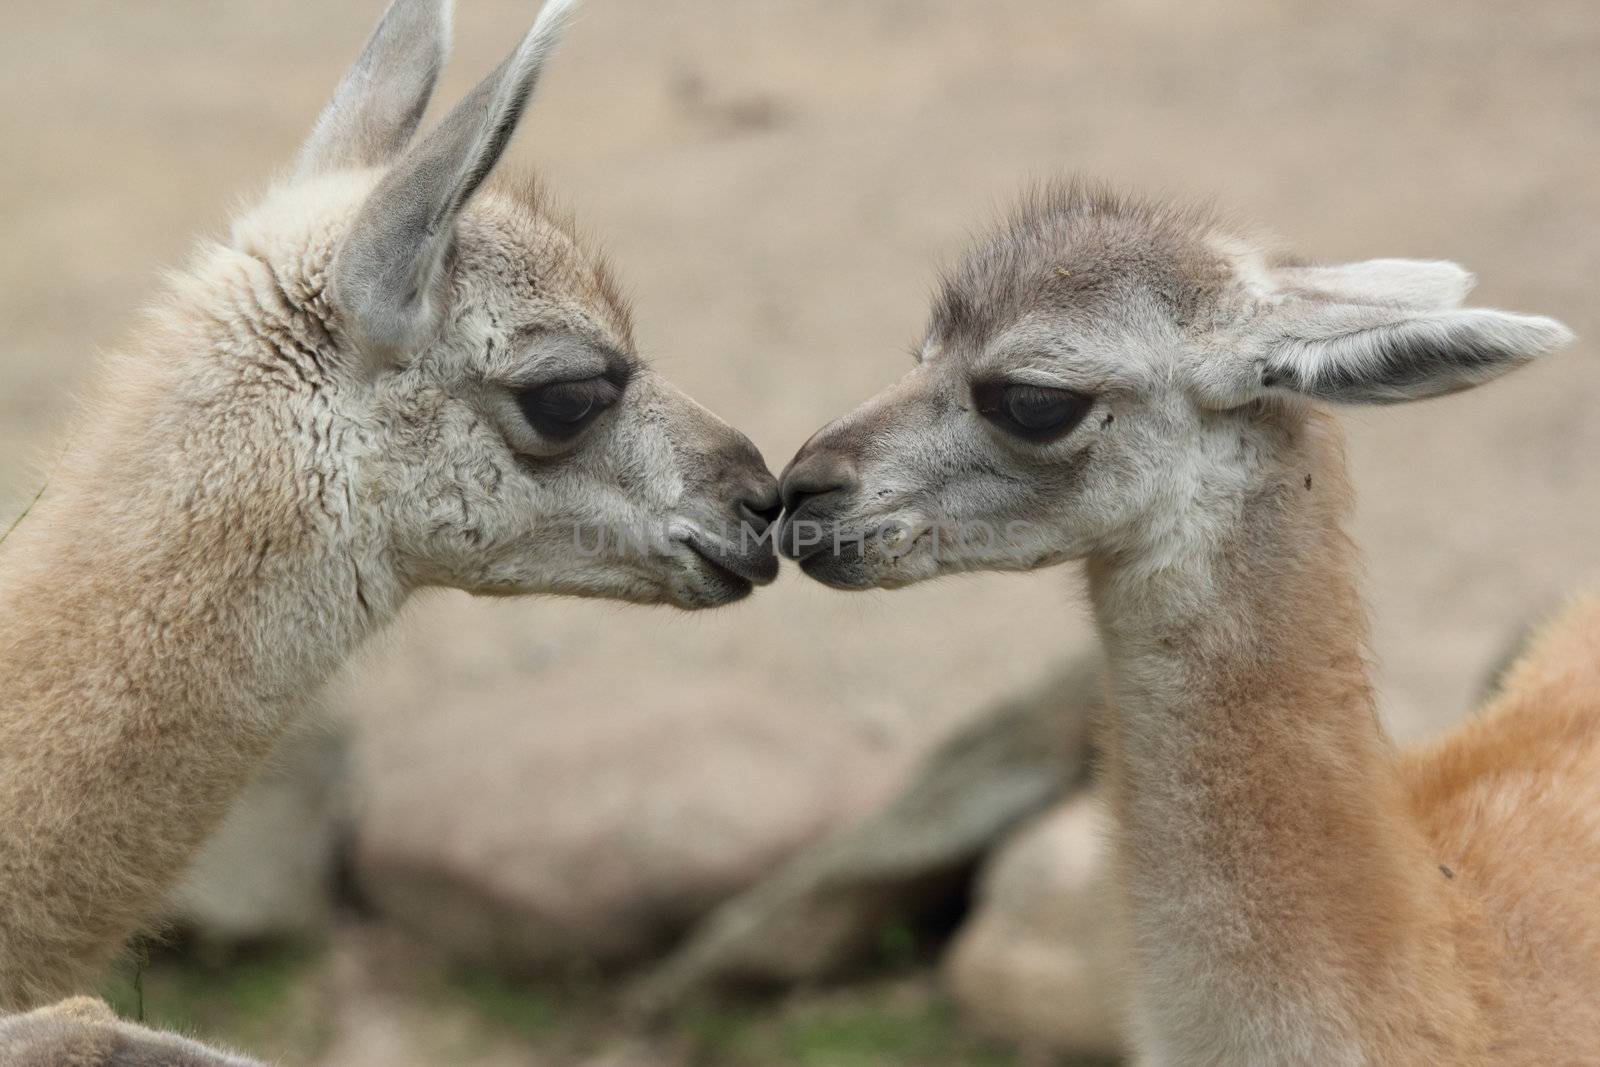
[224, 0, 779, 609]
[778, 182, 1573, 589]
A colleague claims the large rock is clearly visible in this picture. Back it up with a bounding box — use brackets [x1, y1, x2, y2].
[629, 653, 1103, 1013]
[165, 724, 347, 943]
[944, 792, 1125, 1059]
[348, 649, 895, 972]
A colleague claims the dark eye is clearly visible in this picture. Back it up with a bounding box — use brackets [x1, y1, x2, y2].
[515, 377, 621, 440]
[974, 382, 1095, 442]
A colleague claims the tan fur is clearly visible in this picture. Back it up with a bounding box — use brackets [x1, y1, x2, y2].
[0, 0, 780, 1012]
[1091, 413, 1502, 1064]
[780, 183, 1590, 1064]
[0, 257, 343, 1003]
[0, 996, 259, 1066]
[1092, 419, 1600, 1065]
[1400, 588, 1600, 1063]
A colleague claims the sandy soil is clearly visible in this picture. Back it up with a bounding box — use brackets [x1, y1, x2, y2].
[3, 0, 1598, 1060]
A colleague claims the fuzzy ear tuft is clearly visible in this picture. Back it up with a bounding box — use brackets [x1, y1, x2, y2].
[330, 0, 581, 360]
[296, 0, 453, 177]
[1270, 259, 1475, 311]
[1262, 303, 1573, 405]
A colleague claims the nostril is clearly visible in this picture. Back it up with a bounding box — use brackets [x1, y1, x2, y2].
[739, 496, 784, 532]
[782, 484, 835, 516]
[780, 462, 857, 514]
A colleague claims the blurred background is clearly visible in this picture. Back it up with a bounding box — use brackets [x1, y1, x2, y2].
[2, 1, 1597, 1064]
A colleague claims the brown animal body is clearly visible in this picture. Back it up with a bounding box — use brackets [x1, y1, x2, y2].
[778, 182, 1594, 1065]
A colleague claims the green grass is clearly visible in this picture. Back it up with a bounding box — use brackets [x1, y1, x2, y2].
[874, 915, 923, 971]
[439, 965, 562, 1040]
[683, 985, 1023, 1067]
[775, 1001, 1012, 1067]
[432, 966, 1035, 1067]
[94, 940, 1116, 1067]
[100, 939, 329, 1061]
[0, 481, 46, 551]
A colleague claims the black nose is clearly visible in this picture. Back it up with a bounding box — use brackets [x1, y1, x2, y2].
[737, 479, 783, 534]
[779, 451, 859, 517]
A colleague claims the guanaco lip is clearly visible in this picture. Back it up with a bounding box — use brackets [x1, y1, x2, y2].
[796, 539, 873, 590]
[682, 534, 780, 586]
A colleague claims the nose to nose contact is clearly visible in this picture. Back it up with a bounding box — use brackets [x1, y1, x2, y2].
[736, 480, 783, 535]
[779, 451, 859, 516]
[778, 450, 858, 562]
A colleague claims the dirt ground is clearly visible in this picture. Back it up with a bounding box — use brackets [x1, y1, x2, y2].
[4, 0, 1599, 1061]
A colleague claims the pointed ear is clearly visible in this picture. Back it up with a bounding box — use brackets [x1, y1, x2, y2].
[330, 0, 580, 358]
[1269, 259, 1475, 311]
[296, 0, 453, 177]
[1261, 301, 1574, 405]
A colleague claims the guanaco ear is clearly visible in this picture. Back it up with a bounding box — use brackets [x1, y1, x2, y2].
[1268, 259, 1475, 311]
[331, 0, 580, 358]
[1260, 301, 1573, 405]
[296, 0, 453, 177]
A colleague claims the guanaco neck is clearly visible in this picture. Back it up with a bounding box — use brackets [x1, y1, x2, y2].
[1086, 408, 1488, 1063]
[0, 248, 398, 1008]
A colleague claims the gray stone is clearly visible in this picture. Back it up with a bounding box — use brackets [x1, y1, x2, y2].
[350, 660, 890, 972]
[165, 725, 347, 943]
[943, 791, 1125, 1059]
[629, 652, 1103, 1014]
